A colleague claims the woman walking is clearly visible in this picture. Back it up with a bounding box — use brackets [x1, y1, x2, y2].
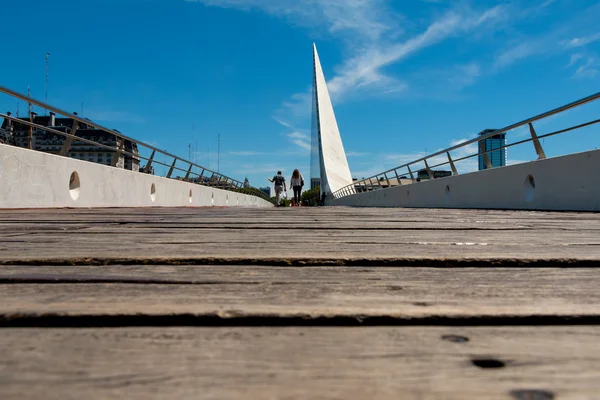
[289, 169, 304, 207]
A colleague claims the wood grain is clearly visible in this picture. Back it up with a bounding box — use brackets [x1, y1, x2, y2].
[1, 326, 598, 400]
[1, 266, 599, 319]
[0, 207, 599, 262]
[1, 207, 599, 398]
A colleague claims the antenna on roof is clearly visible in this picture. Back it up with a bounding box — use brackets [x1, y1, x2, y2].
[45, 52, 50, 116]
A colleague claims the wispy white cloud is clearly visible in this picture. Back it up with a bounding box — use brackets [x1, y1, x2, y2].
[494, 42, 539, 69]
[194, 0, 506, 108]
[346, 151, 372, 157]
[564, 51, 600, 79]
[189, 0, 402, 45]
[562, 32, 600, 48]
[573, 57, 600, 79]
[287, 131, 311, 151]
[272, 115, 313, 150]
[567, 53, 584, 67]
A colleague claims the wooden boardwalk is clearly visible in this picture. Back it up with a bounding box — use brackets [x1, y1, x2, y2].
[1, 207, 599, 399]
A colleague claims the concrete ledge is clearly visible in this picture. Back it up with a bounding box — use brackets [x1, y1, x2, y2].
[0, 143, 272, 208]
[331, 149, 600, 211]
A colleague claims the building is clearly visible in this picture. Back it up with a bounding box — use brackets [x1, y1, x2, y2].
[244, 177, 250, 188]
[0, 112, 139, 171]
[0, 127, 12, 145]
[310, 177, 320, 191]
[478, 129, 506, 171]
[417, 169, 452, 181]
[0, 112, 14, 145]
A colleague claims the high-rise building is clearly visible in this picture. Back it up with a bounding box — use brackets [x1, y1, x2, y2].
[310, 177, 320, 191]
[478, 129, 507, 171]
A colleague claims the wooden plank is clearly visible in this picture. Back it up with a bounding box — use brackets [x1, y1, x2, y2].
[0, 208, 599, 262]
[1, 267, 599, 318]
[0, 326, 598, 399]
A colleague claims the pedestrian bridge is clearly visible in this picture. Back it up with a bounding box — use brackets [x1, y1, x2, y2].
[3, 46, 600, 210]
[309, 45, 600, 211]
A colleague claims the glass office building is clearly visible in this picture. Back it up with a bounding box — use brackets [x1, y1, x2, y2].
[478, 129, 507, 170]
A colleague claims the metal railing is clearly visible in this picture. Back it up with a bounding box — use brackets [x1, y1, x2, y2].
[332, 92, 600, 199]
[0, 85, 272, 203]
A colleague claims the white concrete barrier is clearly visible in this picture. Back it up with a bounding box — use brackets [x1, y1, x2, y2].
[0, 143, 273, 209]
[331, 149, 600, 211]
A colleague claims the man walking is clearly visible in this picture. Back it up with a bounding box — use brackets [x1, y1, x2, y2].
[268, 171, 287, 206]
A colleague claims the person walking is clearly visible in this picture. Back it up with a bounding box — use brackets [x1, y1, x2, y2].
[268, 170, 287, 206]
[289, 169, 304, 207]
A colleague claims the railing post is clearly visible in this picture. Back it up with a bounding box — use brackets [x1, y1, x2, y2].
[59, 119, 79, 156]
[394, 169, 402, 186]
[424, 159, 434, 179]
[184, 164, 193, 180]
[407, 165, 415, 183]
[142, 150, 155, 173]
[528, 123, 546, 160]
[384, 173, 391, 187]
[479, 140, 492, 169]
[28, 111, 35, 150]
[447, 152, 458, 175]
[166, 158, 177, 178]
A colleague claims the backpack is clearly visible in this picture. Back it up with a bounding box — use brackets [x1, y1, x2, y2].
[300, 177, 304, 187]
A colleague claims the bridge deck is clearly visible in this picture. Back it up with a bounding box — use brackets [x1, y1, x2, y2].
[1, 207, 599, 399]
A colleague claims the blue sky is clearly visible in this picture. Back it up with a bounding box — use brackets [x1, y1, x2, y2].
[1, 0, 600, 188]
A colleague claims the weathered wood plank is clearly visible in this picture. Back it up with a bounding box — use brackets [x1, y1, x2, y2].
[1, 208, 599, 262]
[1, 267, 599, 318]
[0, 326, 598, 399]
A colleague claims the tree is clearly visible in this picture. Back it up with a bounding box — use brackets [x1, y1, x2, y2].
[301, 185, 320, 206]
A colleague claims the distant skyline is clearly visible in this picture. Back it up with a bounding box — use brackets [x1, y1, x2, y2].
[1, 0, 600, 188]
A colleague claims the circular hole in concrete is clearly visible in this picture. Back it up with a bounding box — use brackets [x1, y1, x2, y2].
[150, 183, 156, 203]
[188, 189, 193, 204]
[441, 334, 469, 343]
[444, 185, 451, 205]
[524, 174, 535, 203]
[509, 389, 554, 400]
[69, 171, 80, 201]
[471, 358, 506, 369]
